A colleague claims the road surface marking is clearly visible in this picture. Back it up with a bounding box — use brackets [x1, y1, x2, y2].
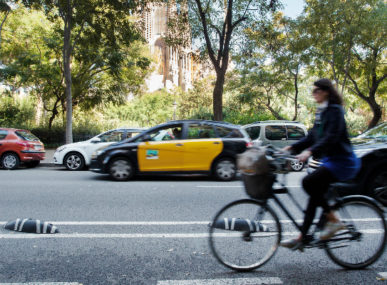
[377, 272, 387, 281]
[0, 229, 383, 239]
[157, 277, 283, 284]
[196, 185, 300, 188]
[0, 283, 81, 285]
[0, 218, 382, 226]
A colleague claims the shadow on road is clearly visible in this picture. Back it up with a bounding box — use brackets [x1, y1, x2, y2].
[91, 173, 242, 182]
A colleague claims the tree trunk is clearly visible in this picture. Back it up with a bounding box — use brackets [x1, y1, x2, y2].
[367, 94, 382, 129]
[63, 0, 73, 144]
[213, 71, 225, 121]
[0, 10, 9, 52]
[292, 73, 299, 121]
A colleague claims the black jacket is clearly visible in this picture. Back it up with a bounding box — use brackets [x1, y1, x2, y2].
[292, 104, 353, 158]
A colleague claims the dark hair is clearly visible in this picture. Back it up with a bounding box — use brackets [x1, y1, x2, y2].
[313, 78, 343, 105]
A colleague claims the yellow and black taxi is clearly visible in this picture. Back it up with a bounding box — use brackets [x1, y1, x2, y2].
[90, 120, 252, 181]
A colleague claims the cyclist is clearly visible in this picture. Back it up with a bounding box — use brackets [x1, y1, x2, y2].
[281, 78, 361, 250]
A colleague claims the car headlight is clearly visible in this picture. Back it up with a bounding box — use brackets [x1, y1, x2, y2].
[56, 146, 66, 152]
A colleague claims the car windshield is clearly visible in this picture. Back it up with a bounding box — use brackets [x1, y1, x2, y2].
[15, 130, 40, 141]
[357, 123, 387, 140]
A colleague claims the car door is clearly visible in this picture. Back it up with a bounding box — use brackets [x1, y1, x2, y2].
[0, 129, 8, 156]
[181, 123, 223, 171]
[264, 125, 288, 148]
[137, 124, 184, 172]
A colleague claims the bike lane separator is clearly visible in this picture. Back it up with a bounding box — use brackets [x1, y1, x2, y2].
[0, 283, 82, 285]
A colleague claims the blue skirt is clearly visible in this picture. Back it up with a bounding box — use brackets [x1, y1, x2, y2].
[321, 152, 361, 181]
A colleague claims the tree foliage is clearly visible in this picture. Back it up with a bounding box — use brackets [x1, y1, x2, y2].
[167, 0, 280, 120]
[302, 0, 387, 128]
[0, 6, 151, 130]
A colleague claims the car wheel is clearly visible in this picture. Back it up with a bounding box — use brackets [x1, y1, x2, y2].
[290, 160, 304, 172]
[214, 158, 237, 181]
[367, 166, 387, 207]
[109, 158, 134, 181]
[25, 161, 40, 168]
[1, 152, 20, 170]
[64, 152, 85, 171]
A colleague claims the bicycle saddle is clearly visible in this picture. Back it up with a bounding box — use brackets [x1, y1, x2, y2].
[329, 182, 358, 197]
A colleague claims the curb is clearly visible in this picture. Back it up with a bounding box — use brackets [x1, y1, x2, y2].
[40, 162, 57, 168]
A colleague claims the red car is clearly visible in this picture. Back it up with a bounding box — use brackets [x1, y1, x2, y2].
[0, 128, 45, 170]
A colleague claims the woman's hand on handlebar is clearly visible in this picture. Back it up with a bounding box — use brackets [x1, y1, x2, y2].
[296, 150, 312, 163]
[282, 146, 292, 153]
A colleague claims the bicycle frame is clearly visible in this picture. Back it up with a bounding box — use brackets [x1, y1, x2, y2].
[265, 174, 361, 245]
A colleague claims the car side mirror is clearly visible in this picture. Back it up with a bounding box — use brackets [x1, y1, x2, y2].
[91, 138, 101, 143]
[142, 134, 151, 142]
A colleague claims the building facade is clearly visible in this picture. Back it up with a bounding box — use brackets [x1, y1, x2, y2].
[141, 2, 193, 92]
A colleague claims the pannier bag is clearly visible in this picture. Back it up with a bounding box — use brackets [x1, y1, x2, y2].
[237, 147, 275, 199]
[210, 218, 268, 232]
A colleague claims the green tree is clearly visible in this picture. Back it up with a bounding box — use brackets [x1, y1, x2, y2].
[1, 7, 151, 130]
[303, 0, 387, 128]
[229, 13, 310, 121]
[167, 0, 280, 121]
[19, 0, 148, 142]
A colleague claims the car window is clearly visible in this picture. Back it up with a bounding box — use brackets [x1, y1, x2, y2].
[245, 126, 261, 140]
[265, 125, 286, 140]
[187, 124, 217, 139]
[0, 130, 8, 140]
[216, 126, 244, 138]
[146, 125, 183, 141]
[126, 131, 142, 139]
[286, 126, 305, 140]
[358, 123, 387, 139]
[98, 130, 125, 142]
[15, 130, 39, 141]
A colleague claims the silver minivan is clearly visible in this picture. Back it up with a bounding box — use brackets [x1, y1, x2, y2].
[243, 120, 308, 171]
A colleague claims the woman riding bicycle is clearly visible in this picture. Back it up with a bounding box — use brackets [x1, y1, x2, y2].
[281, 78, 361, 249]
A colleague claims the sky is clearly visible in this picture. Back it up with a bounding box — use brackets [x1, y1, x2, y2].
[281, 0, 305, 18]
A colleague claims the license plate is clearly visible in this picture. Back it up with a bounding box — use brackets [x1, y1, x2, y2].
[34, 145, 43, 150]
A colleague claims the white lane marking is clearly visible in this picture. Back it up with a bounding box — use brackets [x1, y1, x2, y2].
[157, 277, 283, 285]
[0, 229, 383, 239]
[377, 272, 387, 280]
[196, 185, 300, 188]
[0, 218, 383, 226]
[0, 283, 81, 285]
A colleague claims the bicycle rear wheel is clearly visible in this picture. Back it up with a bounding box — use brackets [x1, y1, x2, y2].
[209, 199, 281, 271]
[325, 196, 387, 269]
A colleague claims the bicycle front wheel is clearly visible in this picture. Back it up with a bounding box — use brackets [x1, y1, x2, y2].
[209, 199, 281, 272]
[325, 196, 387, 269]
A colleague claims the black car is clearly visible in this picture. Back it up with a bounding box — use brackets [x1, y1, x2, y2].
[90, 120, 251, 181]
[308, 123, 387, 206]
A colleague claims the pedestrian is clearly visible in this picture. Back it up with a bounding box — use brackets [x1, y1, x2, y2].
[280, 78, 361, 250]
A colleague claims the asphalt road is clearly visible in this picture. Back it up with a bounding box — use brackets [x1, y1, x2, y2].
[0, 166, 385, 285]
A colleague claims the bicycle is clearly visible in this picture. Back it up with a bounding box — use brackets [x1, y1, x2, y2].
[209, 147, 386, 271]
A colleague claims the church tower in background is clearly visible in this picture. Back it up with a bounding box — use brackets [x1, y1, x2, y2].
[141, 1, 193, 92]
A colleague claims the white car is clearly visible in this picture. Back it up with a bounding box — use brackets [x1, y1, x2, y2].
[53, 128, 145, 170]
